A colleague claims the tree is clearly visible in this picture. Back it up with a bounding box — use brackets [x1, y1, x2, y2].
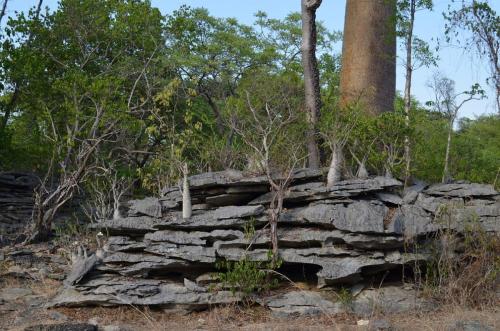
[301, 0, 322, 169]
[339, 0, 397, 115]
[0, 0, 8, 25]
[445, 0, 499, 111]
[427, 73, 484, 182]
[397, 0, 436, 186]
[165, 6, 265, 135]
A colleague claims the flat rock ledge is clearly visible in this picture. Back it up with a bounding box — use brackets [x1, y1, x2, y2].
[51, 169, 500, 316]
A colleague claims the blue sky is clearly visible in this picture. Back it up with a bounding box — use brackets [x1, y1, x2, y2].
[3, 0, 498, 118]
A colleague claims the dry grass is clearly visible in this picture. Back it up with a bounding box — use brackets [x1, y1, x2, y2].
[421, 223, 500, 308]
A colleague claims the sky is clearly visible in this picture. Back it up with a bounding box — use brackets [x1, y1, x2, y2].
[2, 0, 499, 119]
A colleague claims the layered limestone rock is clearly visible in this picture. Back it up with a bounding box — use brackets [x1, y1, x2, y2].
[0, 172, 39, 244]
[52, 169, 500, 312]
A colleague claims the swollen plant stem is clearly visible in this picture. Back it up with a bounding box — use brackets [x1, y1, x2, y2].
[327, 145, 343, 187]
[182, 164, 191, 219]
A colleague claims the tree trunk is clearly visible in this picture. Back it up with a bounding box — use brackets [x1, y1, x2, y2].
[339, 0, 396, 114]
[404, 0, 416, 187]
[326, 144, 343, 187]
[301, 0, 322, 169]
[442, 121, 453, 183]
[182, 164, 192, 219]
[0, 0, 7, 25]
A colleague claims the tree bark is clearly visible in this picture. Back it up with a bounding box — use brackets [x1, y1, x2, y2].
[339, 0, 397, 114]
[182, 163, 192, 219]
[442, 120, 453, 183]
[0, 0, 7, 25]
[403, 0, 416, 187]
[301, 0, 322, 169]
[326, 144, 343, 187]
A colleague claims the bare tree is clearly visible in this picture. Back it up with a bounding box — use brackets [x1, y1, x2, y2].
[398, 0, 436, 186]
[231, 92, 302, 268]
[27, 105, 118, 243]
[445, 0, 499, 112]
[301, 0, 322, 169]
[428, 73, 484, 183]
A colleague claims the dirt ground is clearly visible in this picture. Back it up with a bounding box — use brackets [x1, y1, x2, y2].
[1, 286, 498, 331]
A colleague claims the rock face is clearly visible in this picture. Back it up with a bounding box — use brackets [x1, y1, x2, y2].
[52, 170, 500, 312]
[0, 172, 39, 244]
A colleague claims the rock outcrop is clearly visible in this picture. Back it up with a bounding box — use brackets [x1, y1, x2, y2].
[52, 169, 500, 314]
[0, 172, 39, 244]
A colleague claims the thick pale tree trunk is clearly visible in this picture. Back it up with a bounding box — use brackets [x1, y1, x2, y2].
[404, 0, 416, 187]
[339, 0, 397, 114]
[326, 144, 343, 187]
[301, 0, 322, 169]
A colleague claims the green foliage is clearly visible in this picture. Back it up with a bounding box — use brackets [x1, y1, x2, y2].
[336, 287, 354, 307]
[0, 0, 497, 198]
[453, 115, 500, 187]
[215, 255, 280, 297]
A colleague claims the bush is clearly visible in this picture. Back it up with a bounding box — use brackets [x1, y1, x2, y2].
[422, 208, 500, 307]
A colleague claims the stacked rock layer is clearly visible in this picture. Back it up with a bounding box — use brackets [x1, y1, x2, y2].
[52, 169, 500, 311]
[0, 172, 39, 244]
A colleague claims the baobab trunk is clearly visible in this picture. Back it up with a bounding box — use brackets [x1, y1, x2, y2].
[301, 0, 322, 169]
[339, 0, 397, 114]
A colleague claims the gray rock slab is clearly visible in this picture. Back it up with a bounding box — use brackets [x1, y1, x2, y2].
[94, 217, 156, 234]
[128, 197, 162, 218]
[387, 205, 436, 237]
[375, 192, 402, 205]
[50, 279, 240, 309]
[351, 286, 436, 317]
[105, 236, 147, 252]
[262, 291, 342, 317]
[145, 245, 216, 263]
[425, 183, 497, 198]
[145, 229, 243, 246]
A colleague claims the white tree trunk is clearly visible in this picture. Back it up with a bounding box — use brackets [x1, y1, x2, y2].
[442, 123, 453, 183]
[182, 170, 192, 219]
[327, 145, 343, 187]
[403, 0, 415, 187]
[357, 161, 369, 179]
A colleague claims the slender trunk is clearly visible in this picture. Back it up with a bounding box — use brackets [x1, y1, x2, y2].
[442, 120, 453, 183]
[269, 188, 284, 269]
[182, 164, 191, 219]
[403, 0, 415, 187]
[327, 144, 343, 187]
[301, 0, 322, 169]
[0, 0, 7, 25]
[0, 85, 18, 134]
[203, 94, 224, 135]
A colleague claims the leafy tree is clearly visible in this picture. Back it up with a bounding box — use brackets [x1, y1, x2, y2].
[397, 0, 437, 185]
[427, 73, 485, 182]
[444, 0, 499, 111]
